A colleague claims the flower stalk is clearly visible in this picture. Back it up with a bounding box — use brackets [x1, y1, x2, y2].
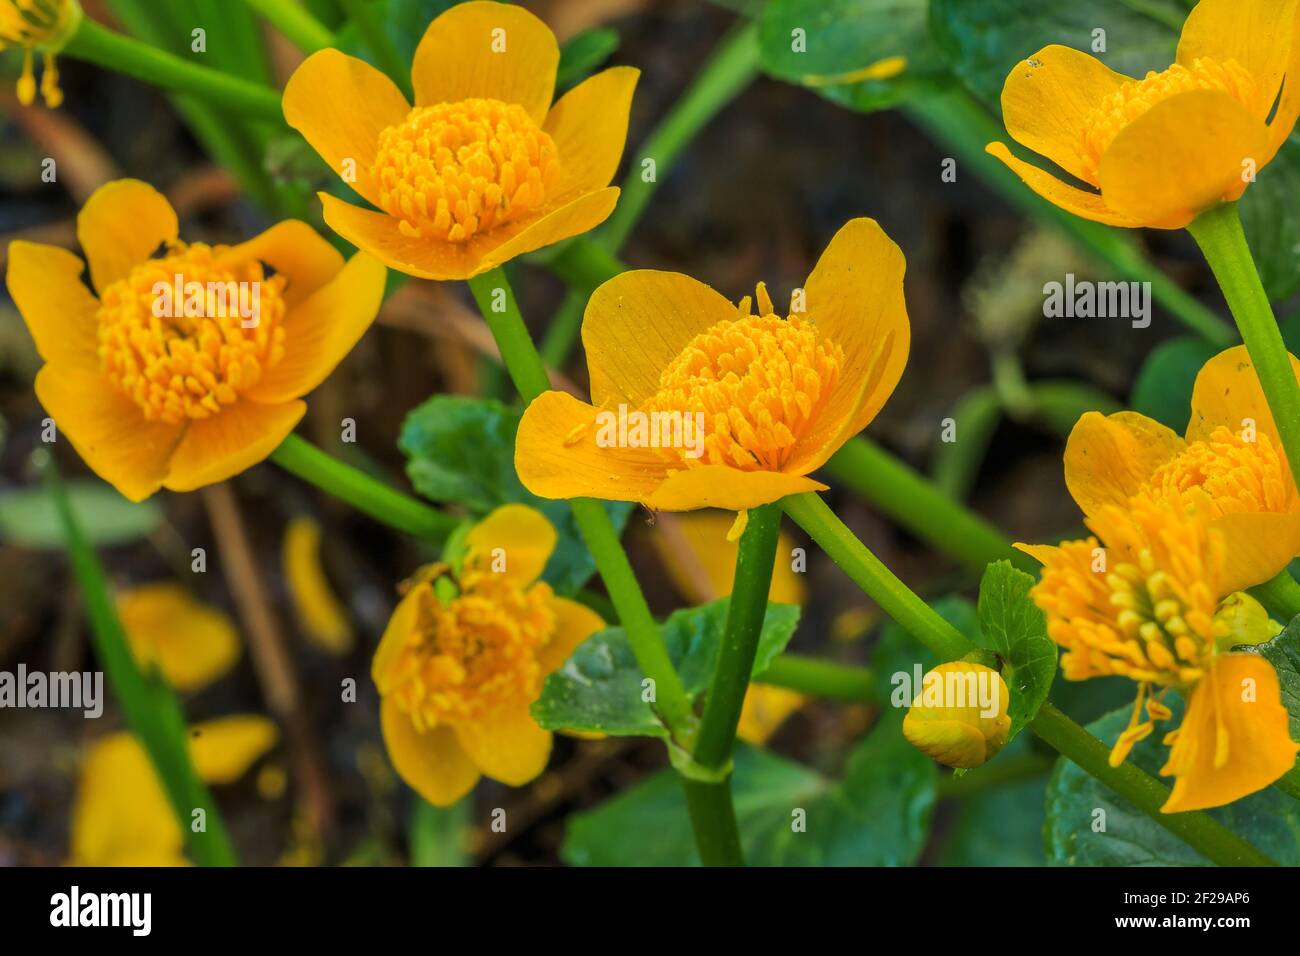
[242, 0, 334, 53]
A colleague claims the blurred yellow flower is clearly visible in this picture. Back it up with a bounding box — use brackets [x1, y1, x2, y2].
[0, 0, 80, 107]
[282, 515, 353, 655]
[70, 715, 277, 866]
[736, 684, 805, 746]
[372, 504, 604, 806]
[5, 179, 387, 501]
[987, 0, 1300, 228]
[117, 582, 241, 692]
[283, 0, 636, 280]
[902, 661, 1010, 769]
[516, 218, 910, 511]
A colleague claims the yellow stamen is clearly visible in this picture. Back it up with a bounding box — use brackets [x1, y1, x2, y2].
[1150, 426, 1294, 518]
[726, 509, 748, 542]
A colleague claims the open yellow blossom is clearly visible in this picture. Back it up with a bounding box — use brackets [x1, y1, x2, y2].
[0, 0, 80, 108]
[5, 179, 386, 502]
[902, 661, 1011, 769]
[70, 715, 277, 866]
[282, 0, 636, 280]
[373, 504, 604, 806]
[1018, 494, 1298, 812]
[1062, 346, 1300, 594]
[117, 582, 241, 692]
[515, 218, 910, 511]
[987, 0, 1300, 228]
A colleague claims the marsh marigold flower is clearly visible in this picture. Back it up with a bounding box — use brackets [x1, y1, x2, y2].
[5, 179, 386, 501]
[902, 661, 1011, 769]
[117, 582, 241, 692]
[515, 218, 910, 511]
[0, 0, 79, 107]
[373, 504, 604, 806]
[282, 0, 636, 280]
[987, 0, 1300, 228]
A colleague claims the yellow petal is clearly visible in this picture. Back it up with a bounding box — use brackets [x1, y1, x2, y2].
[1261, 8, 1300, 164]
[76, 179, 179, 295]
[35, 366, 182, 503]
[187, 714, 279, 785]
[476, 187, 620, 272]
[515, 389, 670, 502]
[1000, 45, 1127, 185]
[245, 252, 387, 404]
[373, 582, 429, 692]
[1013, 541, 1063, 567]
[1160, 653, 1299, 812]
[646, 464, 826, 512]
[71, 733, 182, 866]
[282, 516, 353, 655]
[381, 697, 480, 807]
[411, 0, 559, 122]
[736, 684, 805, 745]
[117, 582, 241, 692]
[985, 142, 1145, 227]
[453, 704, 552, 786]
[544, 66, 639, 197]
[216, 220, 346, 309]
[5, 241, 100, 372]
[652, 510, 807, 605]
[1176, 0, 1298, 125]
[1188, 344, 1300, 442]
[582, 269, 738, 407]
[789, 217, 910, 472]
[162, 399, 306, 493]
[1063, 411, 1185, 516]
[282, 49, 410, 208]
[1209, 512, 1300, 594]
[538, 596, 605, 674]
[464, 503, 557, 586]
[1097, 89, 1267, 228]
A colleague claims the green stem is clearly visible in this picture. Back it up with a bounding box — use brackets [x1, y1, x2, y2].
[1248, 569, 1300, 623]
[755, 653, 875, 701]
[243, 0, 335, 53]
[63, 18, 284, 122]
[1188, 202, 1300, 484]
[1275, 765, 1300, 803]
[270, 434, 457, 544]
[465, 269, 695, 741]
[784, 489, 1278, 867]
[44, 455, 236, 866]
[681, 777, 743, 866]
[337, 0, 412, 99]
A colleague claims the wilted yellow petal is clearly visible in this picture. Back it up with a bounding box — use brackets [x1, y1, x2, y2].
[282, 515, 354, 655]
[117, 583, 241, 692]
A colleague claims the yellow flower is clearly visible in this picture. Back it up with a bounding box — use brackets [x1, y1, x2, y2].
[986, 0, 1300, 228]
[70, 715, 277, 866]
[5, 178, 387, 501]
[1060, 346, 1300, 594]
[902, 661, 1011, 769]
[282, 515, 354, 655]
[1018, 495, 1298, 811]
[372, 504, 604, 806]
[282, 0, 636, 280]
[0, 0, 80, 108]
[515, 218, 910, 511]
[117, 582, 241, 692]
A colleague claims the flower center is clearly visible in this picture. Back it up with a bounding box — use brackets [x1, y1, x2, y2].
[1077, 57, 1260, 185]
[641, 289, 843, 471]
[1149, 427, 1294, 518]
[371, 98, 561, 243]
[0, 0, 66, 44]
[388, 570, 557, 728]
[95, 242, 287, 425]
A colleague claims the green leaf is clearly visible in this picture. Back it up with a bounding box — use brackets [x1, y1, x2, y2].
[398, 395, 631, 593]
[0, 480, 162, 549]
[1131, 336, 1218, 432]
[1240, 617, 1300, 742]
[557, 27, 620, 90]
[563, 715, 936, 865]
[975, 561, 1056, 739]
[758, 0, 949, 113]
[532, 598, 801, 737]
[1045, 698, 1300, 865]
[1239, 134, 1300, 303]
[930, 0, 1185, 110]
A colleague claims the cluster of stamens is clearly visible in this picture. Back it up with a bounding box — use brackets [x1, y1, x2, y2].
[0, 0, 71, 106]
[1150, 426, 1293, 518]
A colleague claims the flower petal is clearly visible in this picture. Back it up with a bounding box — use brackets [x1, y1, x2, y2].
[515, 389, 670, 502]
[411, 0, 559, 122]
[5, 240, 100, 372]
[1263, 8, 1300, 164]
[646, 465, 826, 512]
[539, 596, 605, 674]
[1188, 344, 1300, 442]
[1063, 411, 1186, 516]
[1000, 45, 1127, 185]
[1160, 653, 1299, 812]
[117, 583, 242, 692]
[465, 503, 556, 587]
[1097, 90, 1267, 228]
[583, 269, 738, 407]
[216, 220, 345, 309]
[477, 187, 620, 271]
[1176, 0, 1299, 124]
[244, 252, 387, 404]
[36, 367, 182, 502]
[653, 511, 807, 605]
[373, 582, 429, 693]
[544, 66, 639, 197]
[381, 697, 480, 807]
[71, 734, 182, 866]
[187, 715, 279, 785]
[282, 49, 410, 208]
[76, 179, 179, 295]
[162, 399, 305, 493]
[736, 684, 805, 745]
[454, 704, 552, 786]
[985, 142, 1144, 227]
[1210, 512, 1300, 593]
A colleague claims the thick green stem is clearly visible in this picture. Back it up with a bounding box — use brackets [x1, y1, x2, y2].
[63, 18, 284, 122]
[755, 653, 875, 701]
[243, 0, 335, 52]
[681, 777, 743, 866]
[1188, 202, 1300, 483]
[465, 269, 695, 741]
[270, 434, 457, 544]
[784, 490, 1278, 867]
[1248, 569, 1300, 623]
[337, 0, 412, 99]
